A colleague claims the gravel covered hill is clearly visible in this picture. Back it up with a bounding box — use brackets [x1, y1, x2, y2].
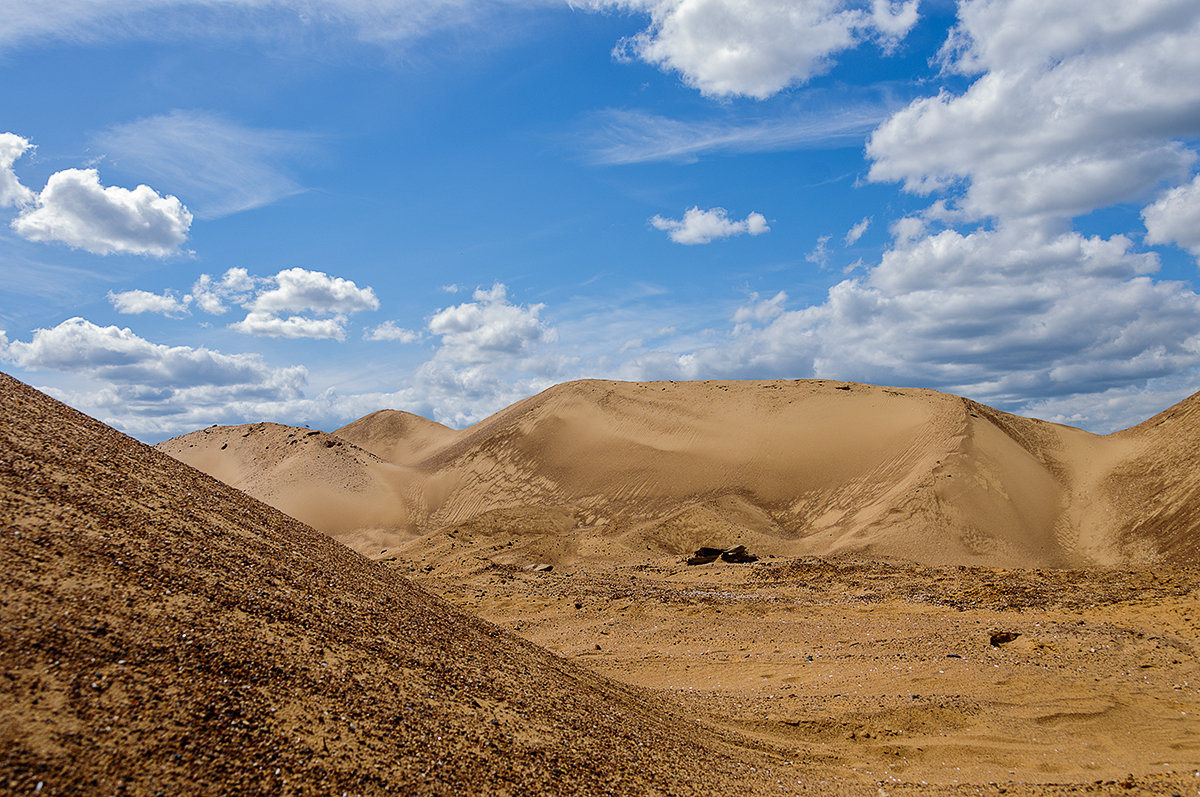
[0, 372, 772, 795]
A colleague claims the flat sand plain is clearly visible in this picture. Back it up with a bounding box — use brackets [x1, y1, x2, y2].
[398, 552, 1200, 793]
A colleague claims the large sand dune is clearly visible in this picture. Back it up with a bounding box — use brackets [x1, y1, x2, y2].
[160, 379, 1200, 568]
[0, 372, 774, 795]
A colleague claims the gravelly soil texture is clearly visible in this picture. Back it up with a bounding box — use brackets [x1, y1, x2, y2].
[0, 372, 781, 796]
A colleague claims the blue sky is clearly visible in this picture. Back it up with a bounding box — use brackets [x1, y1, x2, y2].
[2, 0, 1200, 440]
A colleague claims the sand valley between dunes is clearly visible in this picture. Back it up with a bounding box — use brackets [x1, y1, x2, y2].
[5, 374, 1200, 794]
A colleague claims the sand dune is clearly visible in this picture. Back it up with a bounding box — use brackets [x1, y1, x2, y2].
[0, 372, 775, 794]
[159, 379, 1200, 568]
[334, 408, 458, 465]
[158, 422, 420, 554]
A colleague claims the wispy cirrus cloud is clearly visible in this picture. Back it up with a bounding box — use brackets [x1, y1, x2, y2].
[581, 104, 892, 165]
[0, 0, 558, 53]
[95, 110, 317, 219]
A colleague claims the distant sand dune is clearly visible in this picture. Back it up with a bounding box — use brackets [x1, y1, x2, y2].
[159, 378, 1200, 568]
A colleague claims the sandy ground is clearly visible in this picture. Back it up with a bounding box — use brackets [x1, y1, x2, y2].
[397, 552, 1200, 794]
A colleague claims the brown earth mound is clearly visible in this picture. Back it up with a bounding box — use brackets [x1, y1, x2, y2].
[0, 372, 777, 795]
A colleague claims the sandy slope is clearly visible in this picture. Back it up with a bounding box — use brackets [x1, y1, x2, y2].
[159, 379, 1200, 568]
[0, 372, 783, 795]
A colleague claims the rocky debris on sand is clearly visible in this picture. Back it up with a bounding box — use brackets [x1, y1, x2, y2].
[686, 545, 759, 565]
[990, 630, 1021, 647]
[720, 545, 758, 564]
[687, 547, 725, 565]
[524, 563, 554, 572]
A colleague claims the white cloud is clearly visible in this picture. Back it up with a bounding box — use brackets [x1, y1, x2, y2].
[582, 102, 891, 165]
[867, 0, 1200, 225]
[805, 234, 831, 267]
[2, 316, 306, 397]
[309, 282, 569, 429]
[12, 168, 192, 256]
[229, 312, 351, 340]
[246, 266, 378, 316]
[96, 110, 313, 219]
[108, 289, 193, 317]
[227, 267, 379, 340]
[190, 267, 255, 314]
[650, 206, 768, 245]
[365, 321, 420, 342]
[593, 0, 918, 99]
[109, 266, 378, 340]
[844, 216, 871, 246]
[1020, 372, 1200, 434]
[1143, 173, 1200, 257]
[0, 0, 558, 53]
[427, 283, 554, 363]
[0, 317, 311, 439]
[0, 133, 35, 208]
[732, 291, 787, 324]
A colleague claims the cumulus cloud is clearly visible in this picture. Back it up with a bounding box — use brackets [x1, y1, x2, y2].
[427, 283, 554, 364]
[190, 268, 255, 314]
[109, 266, 379, 340]
[867, 0, 1200, 225]
[96, 110, 313, 219]
[593, 0, 918, 98]
[108, 289, 193, 317]
[0, 317, 312, 438]
[365, 321, 420, 342]
[229, 313, 351, 340]
[224, 267, 378, 341]
[2, 316, 306, 404]
[12, 168, 192, 256]
[246, 267, 378, 316]
[288, 283, 567, 430]
[0, 133, 35, 208]
[1143, 174, 1200, 257]
[1020, 372, 1200, 433]
[650, 206, 769, 245]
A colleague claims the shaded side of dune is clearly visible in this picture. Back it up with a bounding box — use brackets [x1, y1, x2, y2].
[0, 372, 769, 795]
